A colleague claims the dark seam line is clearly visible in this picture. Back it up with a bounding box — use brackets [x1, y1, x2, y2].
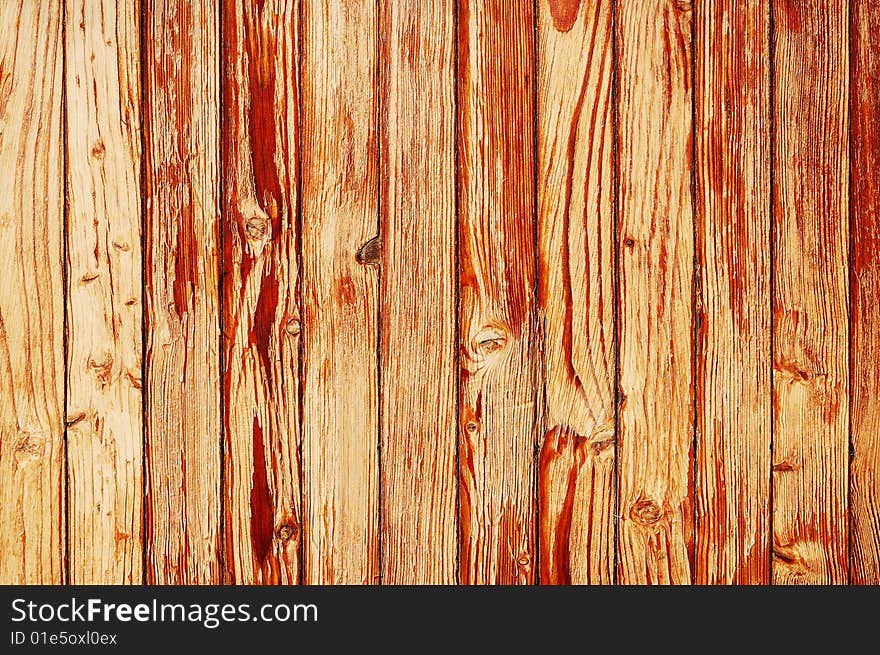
[531, 0, 542, 587]
[375, 0, 384, 586]
[846, 0, 854, 585]
[453, 0, 462, 586]
[217, 0, 227, 584]
[690, 0, 698, 584]
[768, 0, 776, 585]
[139, 0, 149, 586]
[295, 0, 306, 586]
[61, 0, 71, 587]
[611, 0, 621, 587]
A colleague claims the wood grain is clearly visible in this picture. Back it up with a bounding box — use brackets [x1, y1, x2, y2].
[143, 0, 222, 584]
[379, 0, 458, 584]
[221, 0, 302, 586]
[457, 0, 539, 585]
[771, 0, 849, 585]
[536, 0, 615, 585]
[850, 0, 879, 586]
[0, 0, 66, 585]
[301, 0, 379, 585]
[616, 0, 694, 585]
[693, 0, 771, 585]
[65, 0, 144, 584]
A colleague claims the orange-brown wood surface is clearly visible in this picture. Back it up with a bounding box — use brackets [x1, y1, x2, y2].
[694, 0, 771, 584]
[1, 0, 879, 586]
[772, 0, 849, 584]
[851, 0, 880, 585]
[536, 0, 615, 585]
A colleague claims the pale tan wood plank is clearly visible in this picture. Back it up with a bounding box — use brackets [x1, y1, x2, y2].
[693, 0, 771, 584]
[771, 0, 849, 585]
[0, 0, 66, 585]
[301, 0, 379, 584]
[536, 0, 616, 585]
[65, 0, 144, 584]
[852, 0, 880, 586]
[379, 0, 458, 584]
[143, 0, 222, 583]
[616, 0, 694, 585]
[221, 0, 302, 586]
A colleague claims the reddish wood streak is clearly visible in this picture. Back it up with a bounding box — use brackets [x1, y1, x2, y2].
[249, 417, 273, 563]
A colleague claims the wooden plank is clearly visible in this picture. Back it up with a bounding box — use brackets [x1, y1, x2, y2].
[693, 0, 771, 584]
[301, 0, 379, 584]
[379, 0, 458, 584]
[0, 0, 66, 585]
[143, 0, 222, 584]
[852, 0, 880, 586]
[221, 0, 302, 586]
[457, 0, 539, 586]
[616, 0, 694, 585]
[536, 0, 616, 585]
[65, 0, 144, 585]
[771, 0, 848, 585]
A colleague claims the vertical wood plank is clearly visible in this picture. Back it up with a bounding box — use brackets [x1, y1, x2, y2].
[616, 0, 694, 585]
[143, 0, 222, 584]
[301, 0, 379, 584]
[536, 0, 616, 585]
[771, 0, 848, 585]
[852, 0, 880, 585]
[693, 0, 771, 584]
[0, 0, 66, 585]
[379, 0, 458, 584]
[221, 0, 302, 585]
[65, 0, 144, 584]
[457, 0, 539, 585]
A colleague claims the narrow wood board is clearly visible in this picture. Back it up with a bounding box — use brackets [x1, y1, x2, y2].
[458, 0, 539, 585]
[301, 0, 380, 584]
[771, 0, 849, 585]
[850, 0, 878, 585]
[616, 0, 694, 585]
[143, 0, 222, 584]
[536, 0, 615, 585]
[65, 0, 144, 584]
[0, 0, 66, 585]
[693, 0, 771, 584]
[379, 0, 458, 584]
[221, 0, 302, 585]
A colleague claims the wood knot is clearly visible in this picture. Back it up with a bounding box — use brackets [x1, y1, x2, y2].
[773, 460, 797, 472]
[464, 420, 480, 434]
[473, 326, 508, 356]
[88, 354, 114, 386]
[356, 236, 381, 267]
[624, 237, 636, 248]
[285, 318, 301, 336]
[245, 216, 268, 240]
[275, 523, 299, 542]
[516, 553, 531, 567]
[631, 499, 663, 525]
[91, 140, 106, 160]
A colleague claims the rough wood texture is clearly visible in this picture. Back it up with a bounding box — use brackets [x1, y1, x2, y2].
[771, 0, 849, 585]
[616, 0, 694, 585]
[143, 0, 222, 584]
[221, 0, 302, 586]
[693, 0, 771, 585]
[852, 0, 880, 586]
[379, 0, 458, 584]
[0, 0, 66, 585]
[536, 0, 615, 585]
[65, 0, 144, 584]
[457, 0, 539, 586]
[301, 0, 380, 585]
